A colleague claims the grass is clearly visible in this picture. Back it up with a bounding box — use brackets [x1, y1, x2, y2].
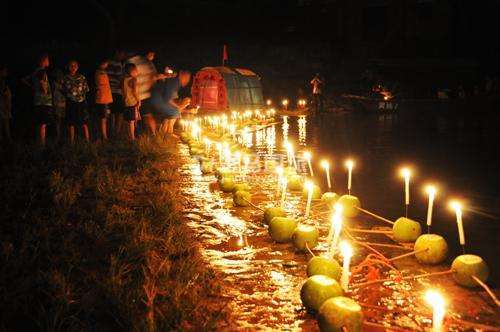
[0, 137, 230, 331]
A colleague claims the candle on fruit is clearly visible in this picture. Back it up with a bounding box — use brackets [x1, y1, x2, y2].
[216, 143, 223, 162]
[304, 151, 314, 176]
[243, 154, 250, 172]
[304, 181, 314, 218]
[235, 151, 242, 171]
[282, 98, 289, 110]
[400, 167, 411, 217]
[280, 178, 288, 209]
[425, 185, 437, 232]
[321, 160, 331, 189]
[276, 166, 284, 196]
[450, 200, 465, 252]
[425, 290, 445, 332]
[340, 241, 353, 291]
[328, 204, 343, 256]
[345, 159, 354, 194]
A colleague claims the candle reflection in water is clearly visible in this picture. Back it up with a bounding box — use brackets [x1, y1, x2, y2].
[282, 116, 289, 144]
[298, 116, 307, 146]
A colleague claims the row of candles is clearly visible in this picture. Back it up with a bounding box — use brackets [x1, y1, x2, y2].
[288, 146, 466, 248]
[266, 98, 308, 110]
[183, 114, 455, 331]
[278, 147, 465, 331]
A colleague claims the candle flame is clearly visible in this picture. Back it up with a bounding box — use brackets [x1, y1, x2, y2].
[425, 289, 445, 309]
[305, 181, 314, 191]
[400, 167, 411, 179]
[340, 241, 353, 257]
[425, 185, 437, 196]
[266, 99, 272, 106]
[304, 151, 311, 160]
[321, 160, 329, 169]
[449, 200, 462, 212]
[345, 159, 354, 169]
[276, 166, 283, 175]
[282, 99, 289, 106]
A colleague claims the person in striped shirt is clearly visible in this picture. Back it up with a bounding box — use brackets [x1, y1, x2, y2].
[107, 50, 126, 137]
[126, 51, 166, 136]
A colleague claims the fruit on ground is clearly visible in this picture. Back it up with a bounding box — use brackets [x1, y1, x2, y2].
[307, 256, 342, 280]
[263, 207, 286, 224]
[265, 159, 277, 171]
[317, 296, 362, 332]
[303, 184, 322, 200]
[414, 234, 448, 264]
[451, 254, 489, 288]
[284, 166, 297, 177]
[232, 183, 250, 193]
[392, 217, 422, 242]
[321, 192, 339, 205]
[233, 190, 251, 207]
[215, 168, 232, 180]
[200, 161, 214, 174]
[288, 174, 303, 191]
[300, 275, 343, 311]
[219, 177, 235, 192]
[268, 217, 298, 243]
[293, 224, 319, 251]
[337, 195, 361, 218]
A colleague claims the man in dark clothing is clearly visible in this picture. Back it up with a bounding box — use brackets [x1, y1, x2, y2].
[310, 73, 324, 113]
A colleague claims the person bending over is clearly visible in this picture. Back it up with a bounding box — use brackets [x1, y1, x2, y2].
[150, 70, 192, 138]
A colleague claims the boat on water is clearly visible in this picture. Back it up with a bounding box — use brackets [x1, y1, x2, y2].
[340, 93, 500, 114]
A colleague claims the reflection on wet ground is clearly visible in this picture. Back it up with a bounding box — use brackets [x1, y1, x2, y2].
[178, 113, 499, 330]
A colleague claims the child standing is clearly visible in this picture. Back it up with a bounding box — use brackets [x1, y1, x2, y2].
[0, 65, 12, 143]
[24, 54, 53, 146]
[52, 69, 66, 142]
[63, 60, 90, 144]
[121, 63, 140, 141]
[94, 59, 113, 141]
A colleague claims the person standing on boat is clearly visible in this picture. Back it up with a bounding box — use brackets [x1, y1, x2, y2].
[310, 73, 324, 113]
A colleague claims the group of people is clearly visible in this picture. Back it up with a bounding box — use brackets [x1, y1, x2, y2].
[0, 50, 194, 145]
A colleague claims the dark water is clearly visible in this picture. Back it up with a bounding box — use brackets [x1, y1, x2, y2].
[284, 111, 500, 284]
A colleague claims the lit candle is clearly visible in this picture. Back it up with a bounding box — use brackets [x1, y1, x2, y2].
[450, 200, 465, 250]
[243, 154, 250, 172]
[282, 99, 289, 110]
[425, 185, 437, 232]
[304, 151, 314, 176]
[304, 181, 314, 218]
[340, 241, 353, 291]
[345, 159, 354, 194]
[321, 160, 331, 189]
[280, 178, 288, 208]
[216, 143, 223, 163]
[266, 99, 272, 106]
[425, 290, 445, 332]
[235, 151, 242, 171]
[328, 204, 343, 256]
[401, 168, 411, 205]
[276, 166, 284, 196]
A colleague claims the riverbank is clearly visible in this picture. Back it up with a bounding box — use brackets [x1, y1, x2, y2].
[0, 138, 231, 330]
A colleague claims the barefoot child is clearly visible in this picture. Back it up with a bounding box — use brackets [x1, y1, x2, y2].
[121, 63, 140, 141]
[94, 59, 113, 141]
[63, 60, 90, 143]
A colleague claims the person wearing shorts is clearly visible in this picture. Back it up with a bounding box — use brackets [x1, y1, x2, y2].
[94, 59, 113, 141]
[121, 63, 140, 141]
[150, 70, 192, 137]
[24, 54, 53, 146]
[62, 60, 90, 143]
[107, 50, 125, 136]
